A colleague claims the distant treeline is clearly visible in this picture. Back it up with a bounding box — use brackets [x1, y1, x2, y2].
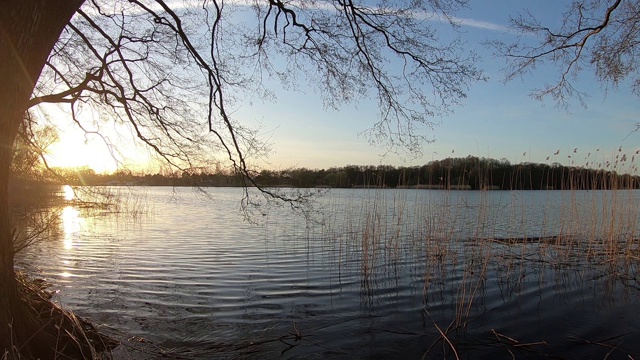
[17, 156, 640, 190]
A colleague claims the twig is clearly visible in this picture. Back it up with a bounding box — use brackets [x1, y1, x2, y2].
[292, 321, 301, 340]
[424, 309, 460, 360]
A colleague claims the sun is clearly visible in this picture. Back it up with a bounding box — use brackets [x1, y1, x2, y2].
[45, 132, 119, 174]
[38, 106, 156, 174]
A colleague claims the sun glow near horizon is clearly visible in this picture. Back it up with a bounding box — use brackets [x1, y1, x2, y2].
[45, 136, 119, 174]
[42, 121, 158, 174]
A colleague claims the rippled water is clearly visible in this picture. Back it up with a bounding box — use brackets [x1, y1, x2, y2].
[15, 187, 640, 359]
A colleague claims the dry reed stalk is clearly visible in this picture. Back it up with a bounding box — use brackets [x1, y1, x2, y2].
[491, 329, 548, 352]
[422, 309, 460, 360]
[307, 178, 640, 357]
[9, 272, 118, 359]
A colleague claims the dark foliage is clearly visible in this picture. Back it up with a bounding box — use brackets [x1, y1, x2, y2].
[34, 155, 640, 190]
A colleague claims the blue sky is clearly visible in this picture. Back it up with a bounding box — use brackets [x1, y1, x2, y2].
[234, 0, 640, 173]
[45, 0, 640, 174]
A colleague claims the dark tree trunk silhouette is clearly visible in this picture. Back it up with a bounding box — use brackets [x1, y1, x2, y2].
[0, 0, 83, 355]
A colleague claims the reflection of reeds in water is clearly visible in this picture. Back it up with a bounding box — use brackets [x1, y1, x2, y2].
[12, 186, 152, 254]
[313, 163, 640, 350]
[70, 186, 152, 221]
[108, 186, 152, 221]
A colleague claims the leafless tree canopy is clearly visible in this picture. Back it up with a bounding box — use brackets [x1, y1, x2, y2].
[493, 0, 640, 108]
[11, 113, 59, 179]
[0, 0, 489, 355]
[32, 0, 482, 171]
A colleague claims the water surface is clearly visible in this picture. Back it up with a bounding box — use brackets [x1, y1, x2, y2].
[16, 187, 640, 359]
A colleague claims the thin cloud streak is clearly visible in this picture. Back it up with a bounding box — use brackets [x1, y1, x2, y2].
[449, 16, 510, 32]
[155, 0, 511, 34]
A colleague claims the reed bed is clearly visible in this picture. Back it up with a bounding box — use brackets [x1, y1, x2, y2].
[1, 272, 118, 360]
[12, 185, 153, 256]
[295, 182, 640, 358]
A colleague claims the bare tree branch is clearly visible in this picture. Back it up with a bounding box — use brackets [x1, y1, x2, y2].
[27, 0, 483, 214]
[491, 0, 640, 109]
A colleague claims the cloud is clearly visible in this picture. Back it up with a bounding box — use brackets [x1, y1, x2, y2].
[161, 0, 512, 33]
[448, 16, 510, 32]
[103, 0, 511, 34]
[408, 10, 511, 33]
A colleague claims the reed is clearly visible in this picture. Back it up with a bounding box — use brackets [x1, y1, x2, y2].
[1, 272, 118, 360]
[306, 156, 640, 356]
[15, 164, 640, 358]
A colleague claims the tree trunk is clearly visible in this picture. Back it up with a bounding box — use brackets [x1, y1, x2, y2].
[0, 0, 84, 356]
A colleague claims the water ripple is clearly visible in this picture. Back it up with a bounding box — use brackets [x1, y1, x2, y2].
[15, 187, 640, 359]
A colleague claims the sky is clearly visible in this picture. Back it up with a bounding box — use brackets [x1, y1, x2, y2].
[43, 0, 640, 174]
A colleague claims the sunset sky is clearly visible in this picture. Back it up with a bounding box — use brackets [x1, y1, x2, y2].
[43, 0, 640, 174]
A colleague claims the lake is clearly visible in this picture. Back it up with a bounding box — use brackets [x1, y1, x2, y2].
[15, 187, 640, 359]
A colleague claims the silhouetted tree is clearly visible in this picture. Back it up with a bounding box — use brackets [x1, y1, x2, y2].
[0, 1, 483, 355]
[493, 0, 639, 109]
[10, 114, 59, 181]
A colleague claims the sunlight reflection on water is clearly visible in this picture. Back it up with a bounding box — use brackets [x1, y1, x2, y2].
[15, 187, 640, 359]
[63, 185, 75, 201]
[61, 206, 82, 250]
